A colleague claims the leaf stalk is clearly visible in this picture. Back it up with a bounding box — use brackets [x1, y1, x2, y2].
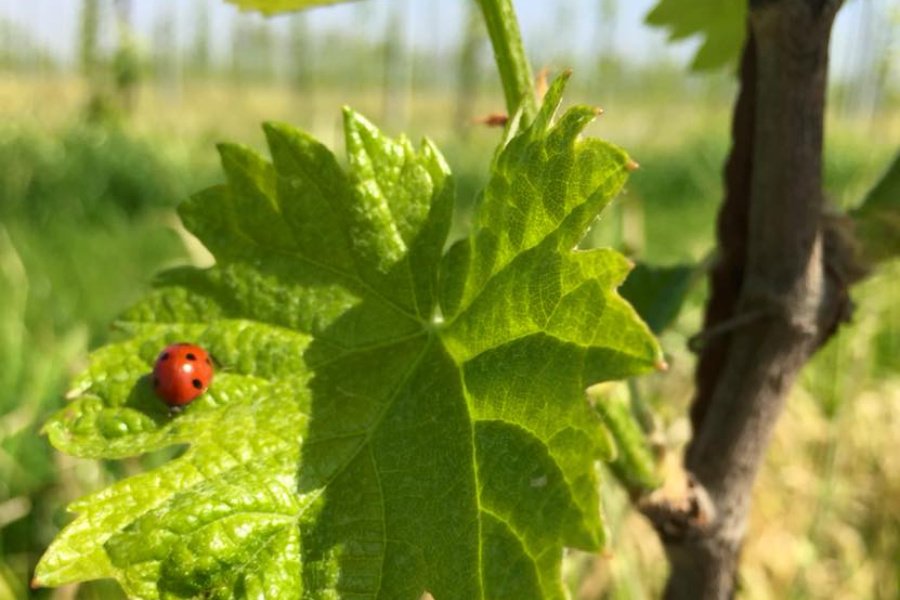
[476, 0, 537, 124]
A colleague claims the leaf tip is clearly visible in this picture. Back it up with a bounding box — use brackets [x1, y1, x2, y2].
[626, 158, 640, 172]
[532, 70, 574, 133]
[655, 358, 669, 372]
[341, 105, 371, 131]
[593, 106, 605, 117]
[260, 121, 281, 146]
[215, 142, 249, 168]
[342, 107, 383, 152]
[261, 120, 293, 145]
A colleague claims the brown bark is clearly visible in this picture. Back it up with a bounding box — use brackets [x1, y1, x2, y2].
[648, 1, 853, 598]
[688, 26, 756, 455]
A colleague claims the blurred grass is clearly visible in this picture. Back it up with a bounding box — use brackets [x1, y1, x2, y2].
[0, 72, 897, 599]
[0, 115, 217, 598]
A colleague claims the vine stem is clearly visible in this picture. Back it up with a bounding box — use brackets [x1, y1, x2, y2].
[476, 0, 537, 124]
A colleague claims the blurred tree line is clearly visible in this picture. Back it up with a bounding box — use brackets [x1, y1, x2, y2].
[1, 0, 895, 125]
[0, 1, 715, 120]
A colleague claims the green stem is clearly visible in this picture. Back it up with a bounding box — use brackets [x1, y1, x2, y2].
[476, 0, 537, 124]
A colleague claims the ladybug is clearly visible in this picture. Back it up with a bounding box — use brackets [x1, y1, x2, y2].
[152, 343, 214, 409]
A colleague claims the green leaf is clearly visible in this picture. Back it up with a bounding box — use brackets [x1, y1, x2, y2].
[224, 0, 357, 15]
[619, 262, 696, 334]
[645, 0, 747, 71]
[36, 76, 661, 599]
[851, 152, 900, 264]
[589, 383, 661, 494]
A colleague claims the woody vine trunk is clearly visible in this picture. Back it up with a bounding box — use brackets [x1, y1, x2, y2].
[650, 1, 853, 598]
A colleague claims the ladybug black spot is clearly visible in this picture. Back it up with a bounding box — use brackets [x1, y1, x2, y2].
[186, 353, 197, 361]
[192, 379, 203, 390]
[160, 352, 170, 361]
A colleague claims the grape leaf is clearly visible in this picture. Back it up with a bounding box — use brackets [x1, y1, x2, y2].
[851, 152, 900, 264]
[619, 262, 696, 334]
[35, 73, 662, 600]
[645, 0, 747, 71]
[224, 0, 356, 15]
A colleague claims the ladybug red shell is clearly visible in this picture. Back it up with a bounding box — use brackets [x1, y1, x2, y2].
[152, 343, 214, 408]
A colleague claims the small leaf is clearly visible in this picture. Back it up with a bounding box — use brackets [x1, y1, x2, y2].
[225, 0, 358, 16]
[645, 0, 747, 71]
[620, 262, 696, 334]
[851, 152, 900, 264]
[37, 75, 662, 599]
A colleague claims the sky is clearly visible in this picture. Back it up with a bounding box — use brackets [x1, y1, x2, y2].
[0, 0, 895, 82]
